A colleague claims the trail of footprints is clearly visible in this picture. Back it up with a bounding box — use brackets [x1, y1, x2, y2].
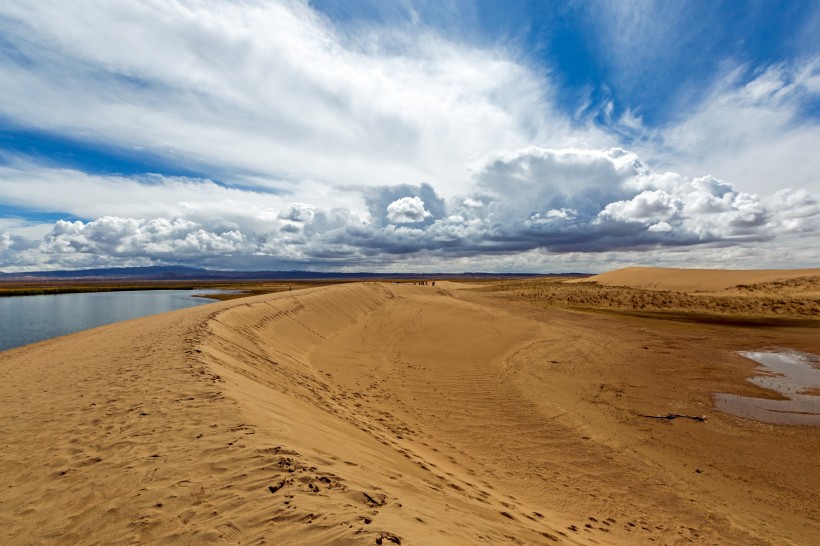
[306, 379, 580, 543]
[561, 514, 707, 543]
[311, 366, 707, 542]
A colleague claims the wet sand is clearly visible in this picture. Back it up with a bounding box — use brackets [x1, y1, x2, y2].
[0, 277, 818, 544]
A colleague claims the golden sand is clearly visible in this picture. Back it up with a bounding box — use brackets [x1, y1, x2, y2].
[577, 266, 820, 291]
[1, 271, 818, 544]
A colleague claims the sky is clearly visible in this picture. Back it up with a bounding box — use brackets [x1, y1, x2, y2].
[0, 0, 818, 273]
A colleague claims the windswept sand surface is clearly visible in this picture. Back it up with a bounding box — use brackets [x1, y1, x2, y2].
[579, 266, 820, 292]
[1, 279, 818, 544]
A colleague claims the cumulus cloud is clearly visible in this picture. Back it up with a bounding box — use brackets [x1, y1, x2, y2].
[278, 203, 317, 223]
[472, 147, 643, 219]
[464, 146, 817, 253]
[44, 217, 250, 259]
[386, 197, 432, 224]
[0, 145, 815, 273]
[363, 183, 446, 228]
[600, 190, 681, 223]
[5, 145, 811, 272]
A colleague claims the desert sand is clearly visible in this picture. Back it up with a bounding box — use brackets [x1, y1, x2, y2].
[578, 266, 820, 292]
[1, 270, 818, 545]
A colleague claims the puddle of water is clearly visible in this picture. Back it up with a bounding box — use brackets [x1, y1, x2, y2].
[714, 351, 820, 426]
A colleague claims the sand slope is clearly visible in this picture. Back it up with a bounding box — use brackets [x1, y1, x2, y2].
[577, 266, 820, 291]
[1, 281, 818, 545]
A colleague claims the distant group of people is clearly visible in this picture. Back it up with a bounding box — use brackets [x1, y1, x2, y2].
[397, 281, 435, 286]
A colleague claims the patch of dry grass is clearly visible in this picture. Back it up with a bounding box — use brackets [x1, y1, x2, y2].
[0, 281, 328, 299]
[721, 275, 820, 297]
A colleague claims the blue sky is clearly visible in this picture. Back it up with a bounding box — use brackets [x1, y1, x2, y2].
[309, 0, 820, 124]
[0, 0, 818, 272]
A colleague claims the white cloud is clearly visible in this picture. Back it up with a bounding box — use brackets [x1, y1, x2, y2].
[0, 232, 11, 252]
[645, 61, 820, 195]
[0, 161, 286, 221]
[470, 145, 819, 249]
[35, 215, 308, 271]
[0, 0, 605, 199]
[0, 218, 55, 241]
[1, 144, 816, 272]
[599, 190, 681, 223]
[386, 196, 432, 224]
[278, 203, 317, 223]
[44, 217, 250, 258]
[647, 221, 672, 232]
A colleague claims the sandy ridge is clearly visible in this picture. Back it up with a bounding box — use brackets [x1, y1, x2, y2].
[577, 266, 820, 291]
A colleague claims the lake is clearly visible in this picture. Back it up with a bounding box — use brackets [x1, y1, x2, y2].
[0, 290, 230, 352]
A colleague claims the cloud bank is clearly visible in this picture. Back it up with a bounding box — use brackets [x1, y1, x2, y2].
[2, 147, 816, 272]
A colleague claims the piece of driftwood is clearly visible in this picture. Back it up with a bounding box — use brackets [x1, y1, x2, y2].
[641, 413, 706, 422]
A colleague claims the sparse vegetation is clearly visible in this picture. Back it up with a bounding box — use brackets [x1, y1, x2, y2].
[725, 275, 820, 297]
[478, 276, 820, 320]
[0, 281, 326, 299]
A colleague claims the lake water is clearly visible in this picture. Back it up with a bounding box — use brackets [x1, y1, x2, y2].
[0, 290, 229, 352]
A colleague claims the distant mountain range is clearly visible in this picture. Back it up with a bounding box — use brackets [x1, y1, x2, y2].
[0, 265, 588, 281]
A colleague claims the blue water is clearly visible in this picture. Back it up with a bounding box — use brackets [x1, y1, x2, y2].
[0, 290, 229, 352]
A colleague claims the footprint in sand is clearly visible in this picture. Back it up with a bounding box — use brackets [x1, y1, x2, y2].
[216, 522, 241, 542]
[177, 509, 197, 524]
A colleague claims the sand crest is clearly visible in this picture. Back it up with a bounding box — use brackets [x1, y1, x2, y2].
[576, 266, 820, 292]
[1, 278, 818, 544]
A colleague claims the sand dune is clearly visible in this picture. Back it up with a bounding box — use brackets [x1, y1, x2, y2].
[577, 266, 820, 292]
[1, 281, 818, 544]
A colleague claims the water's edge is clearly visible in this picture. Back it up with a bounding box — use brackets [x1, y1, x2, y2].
[0, 289, 234, 352]
[714, 351, 820, 426]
